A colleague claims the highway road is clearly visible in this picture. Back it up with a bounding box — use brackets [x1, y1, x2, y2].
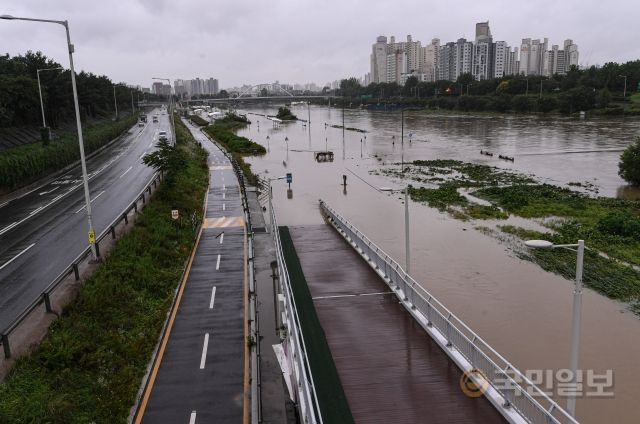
[0, 109, 170, 331]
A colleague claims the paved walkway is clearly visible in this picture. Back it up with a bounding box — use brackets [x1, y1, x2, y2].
[286, 224, 505, 424]
[138, 121, 247, 423]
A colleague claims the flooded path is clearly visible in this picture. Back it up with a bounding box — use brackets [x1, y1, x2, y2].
[239, 105, 640, 423]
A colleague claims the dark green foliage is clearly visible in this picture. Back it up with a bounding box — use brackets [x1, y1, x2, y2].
[276, 107, 297, 121]
[0, 116, 208, 423]
[0, 114, 138, 190]
[278, 227, 354, 424]
[619, 137, 640, 185]
[204, 116, 264, 155]
[409, 184, 467, 210]
[188, 114, 209, 126]
[597, 211, 640, 238]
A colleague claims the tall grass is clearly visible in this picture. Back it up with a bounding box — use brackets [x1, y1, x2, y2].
[0, 114, 138, 190]
[0, 116, 209, 423]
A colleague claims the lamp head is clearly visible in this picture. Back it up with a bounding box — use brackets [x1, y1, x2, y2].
[0, 14, 16, 20]
[525, 240, 554, 249]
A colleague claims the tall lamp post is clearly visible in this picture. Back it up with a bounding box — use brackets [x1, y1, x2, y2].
[113, 84, 119, 120]
[2, 14, 97, 259]
[36, 66, 63, 138]
[381, 185, 411, 274]
[525, 239, 585, 418]
[153, 77, 174, 144]
[619, 75, 627, 98]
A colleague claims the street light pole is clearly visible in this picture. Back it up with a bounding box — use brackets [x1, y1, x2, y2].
[113, 85, 118, 120]
[36, 67, 63, 130]
[405, 185, 410, 274]
[2, 14, 98, 259]
[526, 78, 529, 96]
[619, 75, 627, 98]
[525, 239, 585, 418]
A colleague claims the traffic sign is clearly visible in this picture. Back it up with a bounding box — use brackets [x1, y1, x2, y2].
[171, 209, 179, 220]
[286, 173, 292, 184]
[88, 229, 96, 244]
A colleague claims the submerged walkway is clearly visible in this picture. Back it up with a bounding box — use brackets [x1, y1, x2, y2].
[136, 121, 247, 423]
[285, 224, 505, 424]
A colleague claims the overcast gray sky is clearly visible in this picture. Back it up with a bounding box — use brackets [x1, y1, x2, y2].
[1, 0, 638, 89]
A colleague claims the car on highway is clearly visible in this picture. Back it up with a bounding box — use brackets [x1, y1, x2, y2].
[138, 121, 144, 127]
[152, 116, 158, 123]
[158, 130, 168, 141]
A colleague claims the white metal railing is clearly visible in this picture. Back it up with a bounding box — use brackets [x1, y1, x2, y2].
[319, 199, 579, 424]
[269, 188, 323, 424]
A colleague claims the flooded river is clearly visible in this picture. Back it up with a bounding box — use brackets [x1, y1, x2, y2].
[237, 105, 640, 423]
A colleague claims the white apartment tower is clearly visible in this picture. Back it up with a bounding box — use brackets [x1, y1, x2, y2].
[370, 36, 388, 84]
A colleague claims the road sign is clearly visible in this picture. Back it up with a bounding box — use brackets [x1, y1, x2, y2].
[171, 209, 179, 220]
[88, 229, 96, 244]
[286, 173, 292, 184]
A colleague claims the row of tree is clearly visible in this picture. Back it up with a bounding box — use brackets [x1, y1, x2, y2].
[337, 60, 640, 112]
[0, 51, 161, 128]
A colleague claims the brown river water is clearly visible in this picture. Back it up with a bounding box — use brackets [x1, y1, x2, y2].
[236, 104, 640, 423]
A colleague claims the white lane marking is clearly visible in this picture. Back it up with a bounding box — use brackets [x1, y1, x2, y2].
[199, 333, 209, 369]
[139, 152, 146, 160]
[74, 190, 106, 214]
[219, 232, 224, 244]
[222, 192, 225, 199]
[216, 254, 221, 270]
[222, 203, 226, 211]
[119, 166, 133, 179]
[0, 201, 8, 208]
[0, 222, 18, 235]
[148, 142, 153, 148]
[209, 286, 217, 309]
[222, 184, 225, 191]
[0, 243, 36, 271]
[189, 411, 197, 424]
[39, 186, 60, 196]
[28, 206, 44, 216]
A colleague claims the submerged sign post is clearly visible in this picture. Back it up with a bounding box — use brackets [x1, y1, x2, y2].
[171, 209, 179, 220]
[286, 173, 292, 189]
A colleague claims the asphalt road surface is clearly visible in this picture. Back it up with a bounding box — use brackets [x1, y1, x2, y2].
[140, 119, 246, 423]
[0, 109, 170, 331]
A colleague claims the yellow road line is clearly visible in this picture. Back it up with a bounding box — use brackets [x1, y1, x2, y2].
[134, 186, 209, 423]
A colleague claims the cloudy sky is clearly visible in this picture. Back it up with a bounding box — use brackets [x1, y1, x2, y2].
[1, 0, 638, 89]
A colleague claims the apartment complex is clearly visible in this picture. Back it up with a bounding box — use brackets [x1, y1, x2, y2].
[173, 77, 220, 97]
[368, 22, 579, 84]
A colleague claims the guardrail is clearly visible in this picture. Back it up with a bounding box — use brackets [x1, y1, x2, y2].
[267, 180, 323, 424]
[319, 199, 579, 424]
[0, 171, 164, 359]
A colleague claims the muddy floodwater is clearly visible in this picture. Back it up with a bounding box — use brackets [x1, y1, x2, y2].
[236, 104, 640, 423]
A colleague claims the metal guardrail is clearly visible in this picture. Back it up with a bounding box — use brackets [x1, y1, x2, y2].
[319, 199, 580, 424]
[0, 171, 163, 359]
[267, 180, 323, 424]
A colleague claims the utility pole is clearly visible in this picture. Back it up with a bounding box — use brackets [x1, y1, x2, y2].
[405, 185, 410, 274]
[113, 85, 118, 120]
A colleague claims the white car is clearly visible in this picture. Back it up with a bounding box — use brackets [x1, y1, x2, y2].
[158, 130, 168, 140]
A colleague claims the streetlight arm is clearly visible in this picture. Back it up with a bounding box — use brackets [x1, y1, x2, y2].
[1, 15, 66, 26]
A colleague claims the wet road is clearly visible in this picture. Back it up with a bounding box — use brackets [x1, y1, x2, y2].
[0, 109, 169, 331]
[238, 105, 640, 424]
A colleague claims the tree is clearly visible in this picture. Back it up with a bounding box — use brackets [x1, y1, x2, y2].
[619, 137, 640, 185]
[512, 95, 531, 113]
[260, 87, 268, 97]
[339, 78, 362, 98]
[456, 73, 474, 86]
[276, 107, 297, 120]
[596, 88, 612, 108]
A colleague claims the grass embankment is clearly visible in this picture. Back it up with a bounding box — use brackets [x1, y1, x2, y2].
[0, 114, 138, 191]
[203, 114, 266, 185]
[278, 227, 354, 424]
[0, 117, 209, 423]
[384, 159, 640, 309]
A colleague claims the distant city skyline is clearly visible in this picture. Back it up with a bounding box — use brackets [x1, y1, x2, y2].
[1, 0, 638, 88]
[369, 22, 580, 86]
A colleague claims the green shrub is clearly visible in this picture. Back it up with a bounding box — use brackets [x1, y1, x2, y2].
[597, 211, 640, 238]
[619, 137, 640, 185]
[0, 114, 138, 190]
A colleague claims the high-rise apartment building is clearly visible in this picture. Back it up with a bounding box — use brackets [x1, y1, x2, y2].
[368, 26, 578, 84]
